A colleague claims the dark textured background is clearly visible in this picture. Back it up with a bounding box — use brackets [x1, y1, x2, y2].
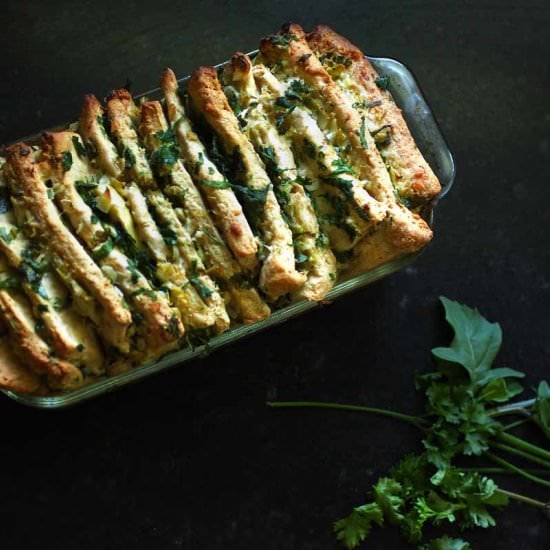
[0, 1, 549, 548]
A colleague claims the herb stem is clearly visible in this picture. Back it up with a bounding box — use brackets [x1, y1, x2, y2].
[495, 488, 550, 513]
[497, 432, 550, 461]
[503, 418, 531, 431]
[490, 398, 535, 417]
[492, 442, 550, 469]
[267, 401, 427, 429]
[485, 452, 550, 488]
[460, 467, 550, 475]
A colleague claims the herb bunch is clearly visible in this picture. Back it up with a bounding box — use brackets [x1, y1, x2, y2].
[269, 297, 550, 548]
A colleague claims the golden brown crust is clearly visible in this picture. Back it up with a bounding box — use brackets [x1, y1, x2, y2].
[79, 94, 124, 179]
[106, 90, 155, 188]
[4, 143, 132, 353]
[261, 24, 432, 256]
[43, 131, 185, 350]
[189, 66, 307, 300]
[306, 25, 441, 202]
[0, 290, 83, 389]
[225, 53, 337, 302]
[0, 335, 45, 394]
[160, 69, 260, 273]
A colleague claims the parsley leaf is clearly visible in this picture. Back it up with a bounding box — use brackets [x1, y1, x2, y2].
[333, 503, 383, 549]
[432, 297, 523, 388]
[61, 151, 73, 171]
[231, 184, 269, 228]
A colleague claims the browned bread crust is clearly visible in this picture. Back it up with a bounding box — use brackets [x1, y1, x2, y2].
[160, 68, 260, 273]
[4, 143, 132, 353]
[0, 334, 45, 394]
[42, 131, 185, 351]
[189, 66, 307, 300]
[79, 94, 124, 178]
[306, 24, 441, 202]
[260, 24, 432, 257]
[0, 290, 83, 389]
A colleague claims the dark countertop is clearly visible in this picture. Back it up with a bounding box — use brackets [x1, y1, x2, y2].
[0, 1, 549, 548]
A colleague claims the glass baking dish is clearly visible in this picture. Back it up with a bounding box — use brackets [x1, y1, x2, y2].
[1, 55, 455, 408]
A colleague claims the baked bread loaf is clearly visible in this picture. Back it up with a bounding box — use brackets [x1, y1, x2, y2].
[0, 24, 440, 395]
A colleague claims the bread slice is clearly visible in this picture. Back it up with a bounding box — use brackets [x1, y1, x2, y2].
[160, 68, 259, 272]
[102, 92, 230, 333]
[0, 334, 45, 394]
[79, 94, 124, 179]
[41, 131, 184, 352]
[251, 62, 384, 253]
[188, 66, 307, 300]
[0, 288, 83, 390]
[307, 25, 441, 203]
[3, 143, 133, 353]
[224, 52, 337, 301]
[106, 89, 155, 188]
[260, 24, 432, 269]
[160, 70, 270, 322]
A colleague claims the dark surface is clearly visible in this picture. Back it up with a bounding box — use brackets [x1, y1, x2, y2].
[0, 1, 549, 548]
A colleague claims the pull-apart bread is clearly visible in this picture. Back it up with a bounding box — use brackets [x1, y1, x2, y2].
[0, 24, 440, 395]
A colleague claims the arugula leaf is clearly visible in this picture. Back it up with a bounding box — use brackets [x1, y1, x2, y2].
[333, 503, 383, 549]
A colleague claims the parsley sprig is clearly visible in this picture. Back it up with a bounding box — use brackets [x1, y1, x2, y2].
[269, 297, 550, 547]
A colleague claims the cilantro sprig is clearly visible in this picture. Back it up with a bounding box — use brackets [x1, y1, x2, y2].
[269, 297, 550, 548]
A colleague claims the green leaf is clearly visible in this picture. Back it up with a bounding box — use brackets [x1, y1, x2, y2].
[61, 151, 73, 172]
[93, 238, 114, 260]
[433, 469, 508, 529]
[432, 297, 502, 386]
[231, 184, 269, 227]
[198, 178, 231, 189]
[478, 378, 523, 403]
[535, 380, 550, 439]
[123, 147, 136, 169]
[72, 136, 87, 158]
[474, 367, 525, 387]
[373, 477, 405, 524]
[420, 535, 471, 550]
[0, 276, 21, 290]
[0, 226, 15, 244]
[189, 276, 214, 300]
[0, 188, 11, 214]
[333, 502, 383, 549]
